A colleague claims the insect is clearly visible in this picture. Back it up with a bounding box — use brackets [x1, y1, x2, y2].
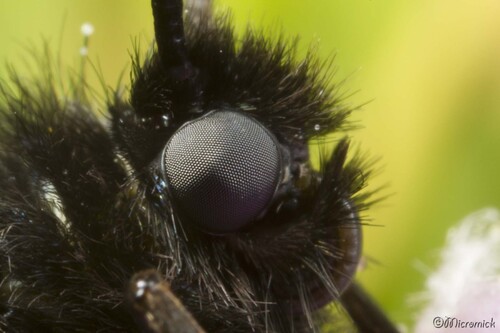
[0, 0, 397, 332]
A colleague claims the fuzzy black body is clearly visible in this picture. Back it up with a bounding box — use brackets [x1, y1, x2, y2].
[0, 1, 379, 332]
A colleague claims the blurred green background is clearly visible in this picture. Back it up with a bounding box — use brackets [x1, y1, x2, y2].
[1, 0, 500, 329]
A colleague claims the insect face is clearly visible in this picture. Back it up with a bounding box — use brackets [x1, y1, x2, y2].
[0, 0, 397, 332]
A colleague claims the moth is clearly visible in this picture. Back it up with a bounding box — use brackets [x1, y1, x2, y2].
[0, 0, 397, 332]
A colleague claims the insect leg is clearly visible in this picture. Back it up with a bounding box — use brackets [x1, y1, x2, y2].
[341, 282, 399, 333]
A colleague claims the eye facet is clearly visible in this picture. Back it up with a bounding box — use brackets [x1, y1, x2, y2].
[161, 110, 283, 233]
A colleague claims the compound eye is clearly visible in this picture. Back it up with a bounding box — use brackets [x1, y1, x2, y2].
[161, 110, 282, 233]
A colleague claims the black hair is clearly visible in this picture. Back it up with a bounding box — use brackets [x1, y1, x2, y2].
[0, 1, 397, 332]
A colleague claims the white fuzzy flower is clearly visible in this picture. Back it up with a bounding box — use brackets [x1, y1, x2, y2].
[414, 208, 500, 332]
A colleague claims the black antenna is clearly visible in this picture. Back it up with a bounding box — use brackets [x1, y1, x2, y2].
[151, 0, 189, 68]
[151, 0, 202, 103]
